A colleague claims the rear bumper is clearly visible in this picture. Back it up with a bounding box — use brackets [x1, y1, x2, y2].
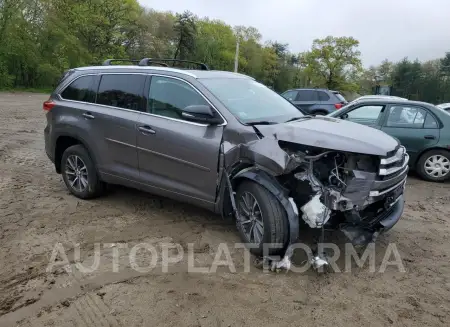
[44, 125, 55, 163]
[340, 194, 405, 246]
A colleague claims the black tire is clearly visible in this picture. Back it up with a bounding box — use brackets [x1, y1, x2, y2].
[312, 110, 328, 116]
[235, 180, 289, 256]
[416, 149, 450, 182]
[61, 144, 105, 199]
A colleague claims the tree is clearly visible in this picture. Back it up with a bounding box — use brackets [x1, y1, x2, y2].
[173, 11, 197, 61]
[300, 36, 362, 91]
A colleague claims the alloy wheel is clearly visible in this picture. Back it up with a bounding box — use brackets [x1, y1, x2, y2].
[65, 155, 89, 192]
[424, 154, 450, 178]
[237, 191, 264, 244]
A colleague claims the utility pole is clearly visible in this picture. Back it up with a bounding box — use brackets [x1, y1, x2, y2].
[234, 37, 240, 72]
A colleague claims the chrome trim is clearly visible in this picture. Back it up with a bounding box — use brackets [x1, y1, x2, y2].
[137, 146, 210, 172]
[380, 146, 406, 165]
[379, 153, 409, 176]
[57, 73, 228, 128]
[75, 65, 198, 77]
[105, 138, 135, 148]
[369, 176, 407, 197]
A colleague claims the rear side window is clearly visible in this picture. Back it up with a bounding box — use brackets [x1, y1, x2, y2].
[296, 90, 317, 101]
[60, 75, 96, 103]
[386, 106, 427, 128]
[96, 74, 146, 111]
[424, 113, 439, 128]
[318, 91, 330, 101]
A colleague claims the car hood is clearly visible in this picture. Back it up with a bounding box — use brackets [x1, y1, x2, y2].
[255, 116, 399, 156]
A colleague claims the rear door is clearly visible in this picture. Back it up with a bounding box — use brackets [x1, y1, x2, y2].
[136, 75, 224, 205]
[291, 90, 318, 113]
[93, 73, 145, 181]
[380, 104, 440, 161]
[317, 90, 333, 112]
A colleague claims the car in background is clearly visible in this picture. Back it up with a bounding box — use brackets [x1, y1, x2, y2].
[280, 88, 347, 115]
[328, 98, 450, 182]
[437, 103, 450, 112]
[351, 95, 408, 103]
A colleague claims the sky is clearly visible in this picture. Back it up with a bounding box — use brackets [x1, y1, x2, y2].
[138, 0, 450, 67]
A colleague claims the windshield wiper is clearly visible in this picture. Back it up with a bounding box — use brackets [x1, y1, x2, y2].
[284, 115, 313, 123]
[245, 120, 278, 125]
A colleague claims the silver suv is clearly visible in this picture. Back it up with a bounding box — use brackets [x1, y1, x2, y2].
[44, 58, 408, 266]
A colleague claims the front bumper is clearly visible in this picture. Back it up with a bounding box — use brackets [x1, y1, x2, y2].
[340, 194, 405, 246]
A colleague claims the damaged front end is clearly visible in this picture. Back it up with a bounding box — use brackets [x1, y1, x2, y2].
[221, 133, 408, 271]
[278, 141, 408, 245]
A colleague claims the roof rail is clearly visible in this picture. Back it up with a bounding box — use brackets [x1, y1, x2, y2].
[102, 59, 140, 66]
[138, 58, 209, 70]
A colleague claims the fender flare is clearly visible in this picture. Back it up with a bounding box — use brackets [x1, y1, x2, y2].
[232, 168, 300, 251]
[53, 130, 101, 172]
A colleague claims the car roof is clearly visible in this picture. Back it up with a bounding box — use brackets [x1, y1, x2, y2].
[289, 88, 331, 92]
[348, 98, 435, 107]
[74, 65, 254, 80]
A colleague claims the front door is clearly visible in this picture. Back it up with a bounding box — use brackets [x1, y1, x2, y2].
[341, 103, 386, 129]
[137, 75, 224, 206]
[381, 104, 440, 162]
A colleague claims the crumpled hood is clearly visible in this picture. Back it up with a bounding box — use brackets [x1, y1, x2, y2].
[256, 116, 399, 156]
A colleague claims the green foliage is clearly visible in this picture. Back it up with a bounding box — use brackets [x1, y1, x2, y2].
[173, 11, 197, 60]
[300, 36, 362, 91]
[358, 56, 450, 103]
[1, 2, 449, 102]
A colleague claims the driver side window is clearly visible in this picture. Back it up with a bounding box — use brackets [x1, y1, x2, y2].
[345, 105, 384, 125]
[148, 76, 209, 121]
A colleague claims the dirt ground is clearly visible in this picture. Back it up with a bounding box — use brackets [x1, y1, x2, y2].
[0, 92, 449, 327]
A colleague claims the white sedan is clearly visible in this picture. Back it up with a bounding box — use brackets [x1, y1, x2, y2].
[437, 103, 450, 112]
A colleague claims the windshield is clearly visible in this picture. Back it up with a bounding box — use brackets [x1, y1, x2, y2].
[198, 78, 303, 124]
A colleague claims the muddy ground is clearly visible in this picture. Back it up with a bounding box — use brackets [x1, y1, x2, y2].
[0, 92, 449, 327]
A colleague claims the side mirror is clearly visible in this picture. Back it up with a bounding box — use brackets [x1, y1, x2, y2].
[341, 113, 349, 119]
[181, 105, 223, 125]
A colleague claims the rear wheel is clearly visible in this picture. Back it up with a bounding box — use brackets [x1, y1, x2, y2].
[417, 149, 450, 182]
[61, 145, 105, 199]
[312, 110, 328, 116]
[235, 181, 289, 256]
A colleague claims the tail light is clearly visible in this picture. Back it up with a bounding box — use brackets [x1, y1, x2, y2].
[43, 100, 55, 111]
[334, 103, 343, 109]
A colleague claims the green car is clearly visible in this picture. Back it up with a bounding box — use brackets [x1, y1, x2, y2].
[328, 98, 450, 182]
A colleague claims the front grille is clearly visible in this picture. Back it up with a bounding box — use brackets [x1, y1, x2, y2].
[379, 146, 409, 176]
[371, 146, 409, 196]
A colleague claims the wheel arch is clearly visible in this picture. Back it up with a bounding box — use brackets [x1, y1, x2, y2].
[54, 132, 99, 174]
[311, 108, 329, 115]
[414, 146, 450, 168]
[230, 167, 300, 250]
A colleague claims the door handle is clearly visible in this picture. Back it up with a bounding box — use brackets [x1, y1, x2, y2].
[82, 112, 95, 119]
[424, 135, 436, 140]
[138, 126, 156, 134]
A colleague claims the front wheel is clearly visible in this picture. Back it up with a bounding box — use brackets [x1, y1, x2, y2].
[417, 149, 450, 182]
[235, 181, 289, 256]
